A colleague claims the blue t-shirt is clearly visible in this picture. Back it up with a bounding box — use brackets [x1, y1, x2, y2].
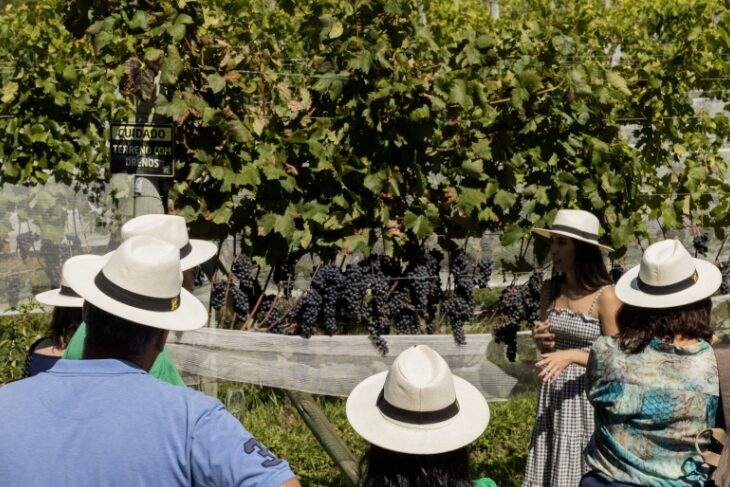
[0, 359, 295, 487]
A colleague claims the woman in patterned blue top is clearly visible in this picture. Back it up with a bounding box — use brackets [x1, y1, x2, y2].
[582, 239, 721, 487]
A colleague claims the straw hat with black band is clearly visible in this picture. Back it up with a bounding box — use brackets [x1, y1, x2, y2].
[532, 209, 613, 252]
[346, 345, 490, 455]
[121, 214, 217, 271]
[615, 239, 721, 308]
[35, 276, 83, 308]
[63, 236, 207, 331]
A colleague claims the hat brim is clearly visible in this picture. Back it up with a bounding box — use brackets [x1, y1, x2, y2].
[34, 289, 83, 308]
[532, 228, 613, 252]
[615, 258, 721, 308]
[63, 255, 207, 331]
[181, 239, 218, 270]
[346, 371, 490, 455]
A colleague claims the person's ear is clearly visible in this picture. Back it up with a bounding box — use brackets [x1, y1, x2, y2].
[155, 329, 170, 352]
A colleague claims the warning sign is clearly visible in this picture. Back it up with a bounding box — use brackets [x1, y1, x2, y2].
[110, 123, 175, 177]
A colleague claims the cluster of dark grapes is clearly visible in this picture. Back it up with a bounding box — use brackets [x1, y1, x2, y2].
[721, 270, 730, 295]
[495, 284, 523, 361]
[230, 286, 249, 316]
[16, 232, 39, 262]
[295, 288, 322, 338]
[693, 233, 709, 257]
[39, 240, 63, 287]
[362, 264, 392, 354]
[230, 256, 262, 325]
[474, 238, 493, 288]
[311, 264, 343, 336]
[210, 280, 227, 310]
[442, 249, 475, 345]
[523, 271, 543, 323]
[338, 264, 369, 318]
[610, 262, 625, 283]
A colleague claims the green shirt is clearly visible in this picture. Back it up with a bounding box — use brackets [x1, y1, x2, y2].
[473, 478, 497, 487]
[63, 322, 186, 387]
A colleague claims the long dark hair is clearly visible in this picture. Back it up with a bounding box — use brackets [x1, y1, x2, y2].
[549, 239, 612, 303]
[49, 306, 83, 349]
[616, 298, 713, 353]
[358, 445, 473, 487]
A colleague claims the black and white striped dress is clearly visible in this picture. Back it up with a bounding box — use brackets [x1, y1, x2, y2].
[522, 285, 610, 487]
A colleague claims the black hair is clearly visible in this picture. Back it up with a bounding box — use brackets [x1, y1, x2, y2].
[84, 302, 162, 358]
[49, 306, 83, 348]
[549, 238, 612, 303]
[358, 445, 473, 487]
[616, 298, 713, 353]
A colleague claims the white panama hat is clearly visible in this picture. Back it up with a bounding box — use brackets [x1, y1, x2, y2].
[532, 209, 613, 251]
[34, 276, 83, 308]
[346, 345, 490, 455]
[63, 236, 208, 331]
[615, 239, 721, 308]
[121, 214, 217, 270]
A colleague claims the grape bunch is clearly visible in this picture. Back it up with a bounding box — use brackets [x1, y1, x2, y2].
[7, 276, 20, 308]
[610, 263, 625, 283]
[362, 265, 391, 355]
[721, 270, 730, 295]
[496, 284, 524, 361]
[474, 238, 493, 288]
[230, 286, 250, 317]
[310, 264, 343, 336]
[16, 232, 38, 262]
[389, 289, 419, 335]
[210, 280, 228, 310]
[66, 234, 82, 255]
[338, 264, 369, 318]
[296, 288, 322, 338]
[693, 233, 709, 257]
[232, 256, 257, 290]
[442, 296, 470, 345]
[524, 271, 543, 323]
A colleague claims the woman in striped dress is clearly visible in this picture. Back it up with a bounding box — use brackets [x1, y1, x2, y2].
[522, 209, 621, 487]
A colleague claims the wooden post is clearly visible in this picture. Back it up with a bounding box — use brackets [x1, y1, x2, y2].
[286, 390, 359, 486]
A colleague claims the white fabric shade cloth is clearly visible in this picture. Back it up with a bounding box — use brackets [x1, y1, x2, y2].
[167, 329, 529, 400]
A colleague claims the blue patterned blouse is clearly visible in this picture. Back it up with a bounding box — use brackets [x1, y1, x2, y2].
[584, 336, 719, 486]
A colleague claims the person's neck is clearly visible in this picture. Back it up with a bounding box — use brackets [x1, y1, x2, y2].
[82, 347, 153, 371]
[561, 271, 580, 294]
[668, 335, 699, 347]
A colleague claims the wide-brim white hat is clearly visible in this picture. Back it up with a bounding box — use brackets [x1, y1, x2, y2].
[616, 239, 721, 308]
[532, 209, 613, 251]
[122, 214, 217, 270]
[346, 345, 489, 455]
[63, 236, 208, 331]
[35, 277, 83, 308]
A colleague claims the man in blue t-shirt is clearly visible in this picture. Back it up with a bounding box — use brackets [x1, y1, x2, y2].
[0, 236, 300, 487]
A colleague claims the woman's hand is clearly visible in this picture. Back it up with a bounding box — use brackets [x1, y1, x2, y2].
[535, 350, 577, 383]
[532, 321, 555, 353]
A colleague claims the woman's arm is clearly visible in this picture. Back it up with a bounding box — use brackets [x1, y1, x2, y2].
[535, 349, 588, 382]
[596, 286, 620, 337]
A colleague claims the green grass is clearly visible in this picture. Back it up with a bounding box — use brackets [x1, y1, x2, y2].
[219, 383, 536, 487]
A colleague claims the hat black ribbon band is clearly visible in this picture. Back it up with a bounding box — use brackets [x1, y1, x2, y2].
[94, 271, 181, 312]
[376, 389, 460, 425]
[550, 224, 599, 241]
[180, 242, 192, 259]
[59, 285, 80, 298]
[637, 271, 699, 295]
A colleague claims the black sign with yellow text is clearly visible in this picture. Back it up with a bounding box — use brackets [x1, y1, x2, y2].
[110, 123, 174, 177]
